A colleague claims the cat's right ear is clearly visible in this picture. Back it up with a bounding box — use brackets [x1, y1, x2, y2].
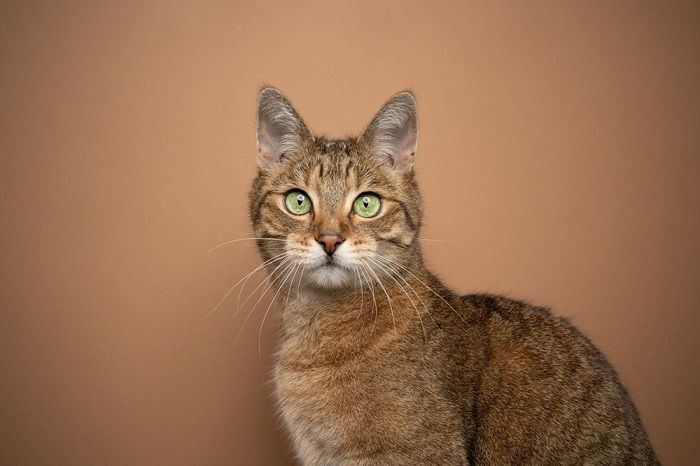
[256, 87, 312, 167]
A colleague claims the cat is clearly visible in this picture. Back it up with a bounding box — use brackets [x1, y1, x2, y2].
[248, 87, 659, 465]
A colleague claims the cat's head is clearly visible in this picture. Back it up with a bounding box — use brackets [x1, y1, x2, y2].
[249, 87, 423, 292]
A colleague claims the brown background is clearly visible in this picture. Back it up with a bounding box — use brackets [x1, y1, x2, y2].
[1, 1, 698, 465]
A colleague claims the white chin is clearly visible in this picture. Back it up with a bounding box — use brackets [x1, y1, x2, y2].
[307, 264, 353, 289]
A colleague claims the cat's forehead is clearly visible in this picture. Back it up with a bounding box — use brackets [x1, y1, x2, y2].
[307, 140, 357, 209]
[316, 139, 351, 156]
[267, 137, 398, 208]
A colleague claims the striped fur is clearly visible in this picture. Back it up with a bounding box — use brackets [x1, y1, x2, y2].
[248, 88, 658, 465]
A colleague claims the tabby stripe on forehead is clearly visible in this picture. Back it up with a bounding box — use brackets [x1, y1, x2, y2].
[345, 159, 354, 179]
[308, 161, 325, 187]
[304, 165, 313, 187]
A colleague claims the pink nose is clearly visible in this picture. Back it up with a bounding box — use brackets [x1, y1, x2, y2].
[316, 234, 344, 256]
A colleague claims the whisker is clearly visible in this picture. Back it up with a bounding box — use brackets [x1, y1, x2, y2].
[350, 268, 370, 346]
[417, 238, 462, 243]
[295, 264, 305, 299]
[358, 264, 379, 335]
[238, 256, 293, 310]
[257, 262, 299, 357]
[206, 237, 286, 255]
[284, 262, 302, 310]
[231, 257, 293, 329]
[236, 254, 288, 310]
[369, 252, 468, 326]
[207, 252, 288, 317]
[362, 262, 397, 335]
[233, 259, 295, 346]
[368, 255, 441, 335]
[367, 257, 427, 342]
[353, 267, 365, 321]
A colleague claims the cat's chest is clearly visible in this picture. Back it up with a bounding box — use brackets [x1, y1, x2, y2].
[276, 346, 388, 451]
[273, 341, 463, 463]
[274, 353, 387, 440]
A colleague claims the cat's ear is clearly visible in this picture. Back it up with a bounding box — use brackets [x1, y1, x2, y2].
[256, 87, 312, 166]
[360, 91, 418, 171]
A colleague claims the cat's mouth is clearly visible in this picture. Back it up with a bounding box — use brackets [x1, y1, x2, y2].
[321, 256, 341, 267]
[318, 258, 347, 271]
[307, 256, 353, 288]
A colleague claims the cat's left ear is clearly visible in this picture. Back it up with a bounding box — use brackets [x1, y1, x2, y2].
[359, 90, 418, 171]
[256, 87, 312, 166]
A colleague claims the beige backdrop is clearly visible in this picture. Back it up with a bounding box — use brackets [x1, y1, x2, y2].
[1, 1, 698, 465]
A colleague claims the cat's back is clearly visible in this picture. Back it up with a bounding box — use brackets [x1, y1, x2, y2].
[460, 293, 658, 464]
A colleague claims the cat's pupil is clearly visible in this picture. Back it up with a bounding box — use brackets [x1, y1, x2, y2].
[296, 194, 304, 205]
[362, 197, 369, 207]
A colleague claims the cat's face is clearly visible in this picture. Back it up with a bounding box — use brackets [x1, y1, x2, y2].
[249, 88, 422, 292]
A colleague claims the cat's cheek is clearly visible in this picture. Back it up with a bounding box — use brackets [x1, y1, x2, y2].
[390, 228, 415, 246]
[286, 233, 314, 249]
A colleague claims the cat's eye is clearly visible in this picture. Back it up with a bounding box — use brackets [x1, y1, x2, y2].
[284, 190, 312, 215]
[353, 193, 381, 218]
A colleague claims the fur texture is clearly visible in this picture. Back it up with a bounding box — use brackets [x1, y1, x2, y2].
[248, 87, 658, 465]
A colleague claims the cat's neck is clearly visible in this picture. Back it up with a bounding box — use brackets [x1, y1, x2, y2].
[276, 262, 437, 368]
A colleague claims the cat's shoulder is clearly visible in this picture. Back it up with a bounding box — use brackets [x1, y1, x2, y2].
[457, 293, 611, 387]
[460, 292, 552, 322]
[459, 293, 596, 353]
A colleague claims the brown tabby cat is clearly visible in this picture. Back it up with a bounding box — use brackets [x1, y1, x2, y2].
[248, 87, 658, 465]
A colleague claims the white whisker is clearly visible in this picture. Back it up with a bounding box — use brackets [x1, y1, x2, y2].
[369, 251, 467, 326]
[353, 267, 365, 321]
[417, 238, 462, 243]
[358, 264, 379, 335]
[367, 254, 442, 335]
[238, 257, 292, 310]
[207, 252, 288, 317]
[284, 263, 302, 310]
[234, 259, 295, 346]
[296, 264, 305, 299]
[206, 237, 286, 255]
[367, 256, 427, 342]
[257, 262, 299, 357]
[362, 262, 397, 335]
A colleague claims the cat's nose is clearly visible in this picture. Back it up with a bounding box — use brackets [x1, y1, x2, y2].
[316, 233, 345, 256]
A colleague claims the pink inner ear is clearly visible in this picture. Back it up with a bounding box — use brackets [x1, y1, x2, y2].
[256, 88, 312, 165]
[257, 119, 282, 163]
[372, 130, 416, 170]
[361, 92, 418, 171]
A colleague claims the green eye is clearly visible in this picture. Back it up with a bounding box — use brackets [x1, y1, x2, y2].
[285, 190, 312, 215]
[353, 193, 381, 218]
